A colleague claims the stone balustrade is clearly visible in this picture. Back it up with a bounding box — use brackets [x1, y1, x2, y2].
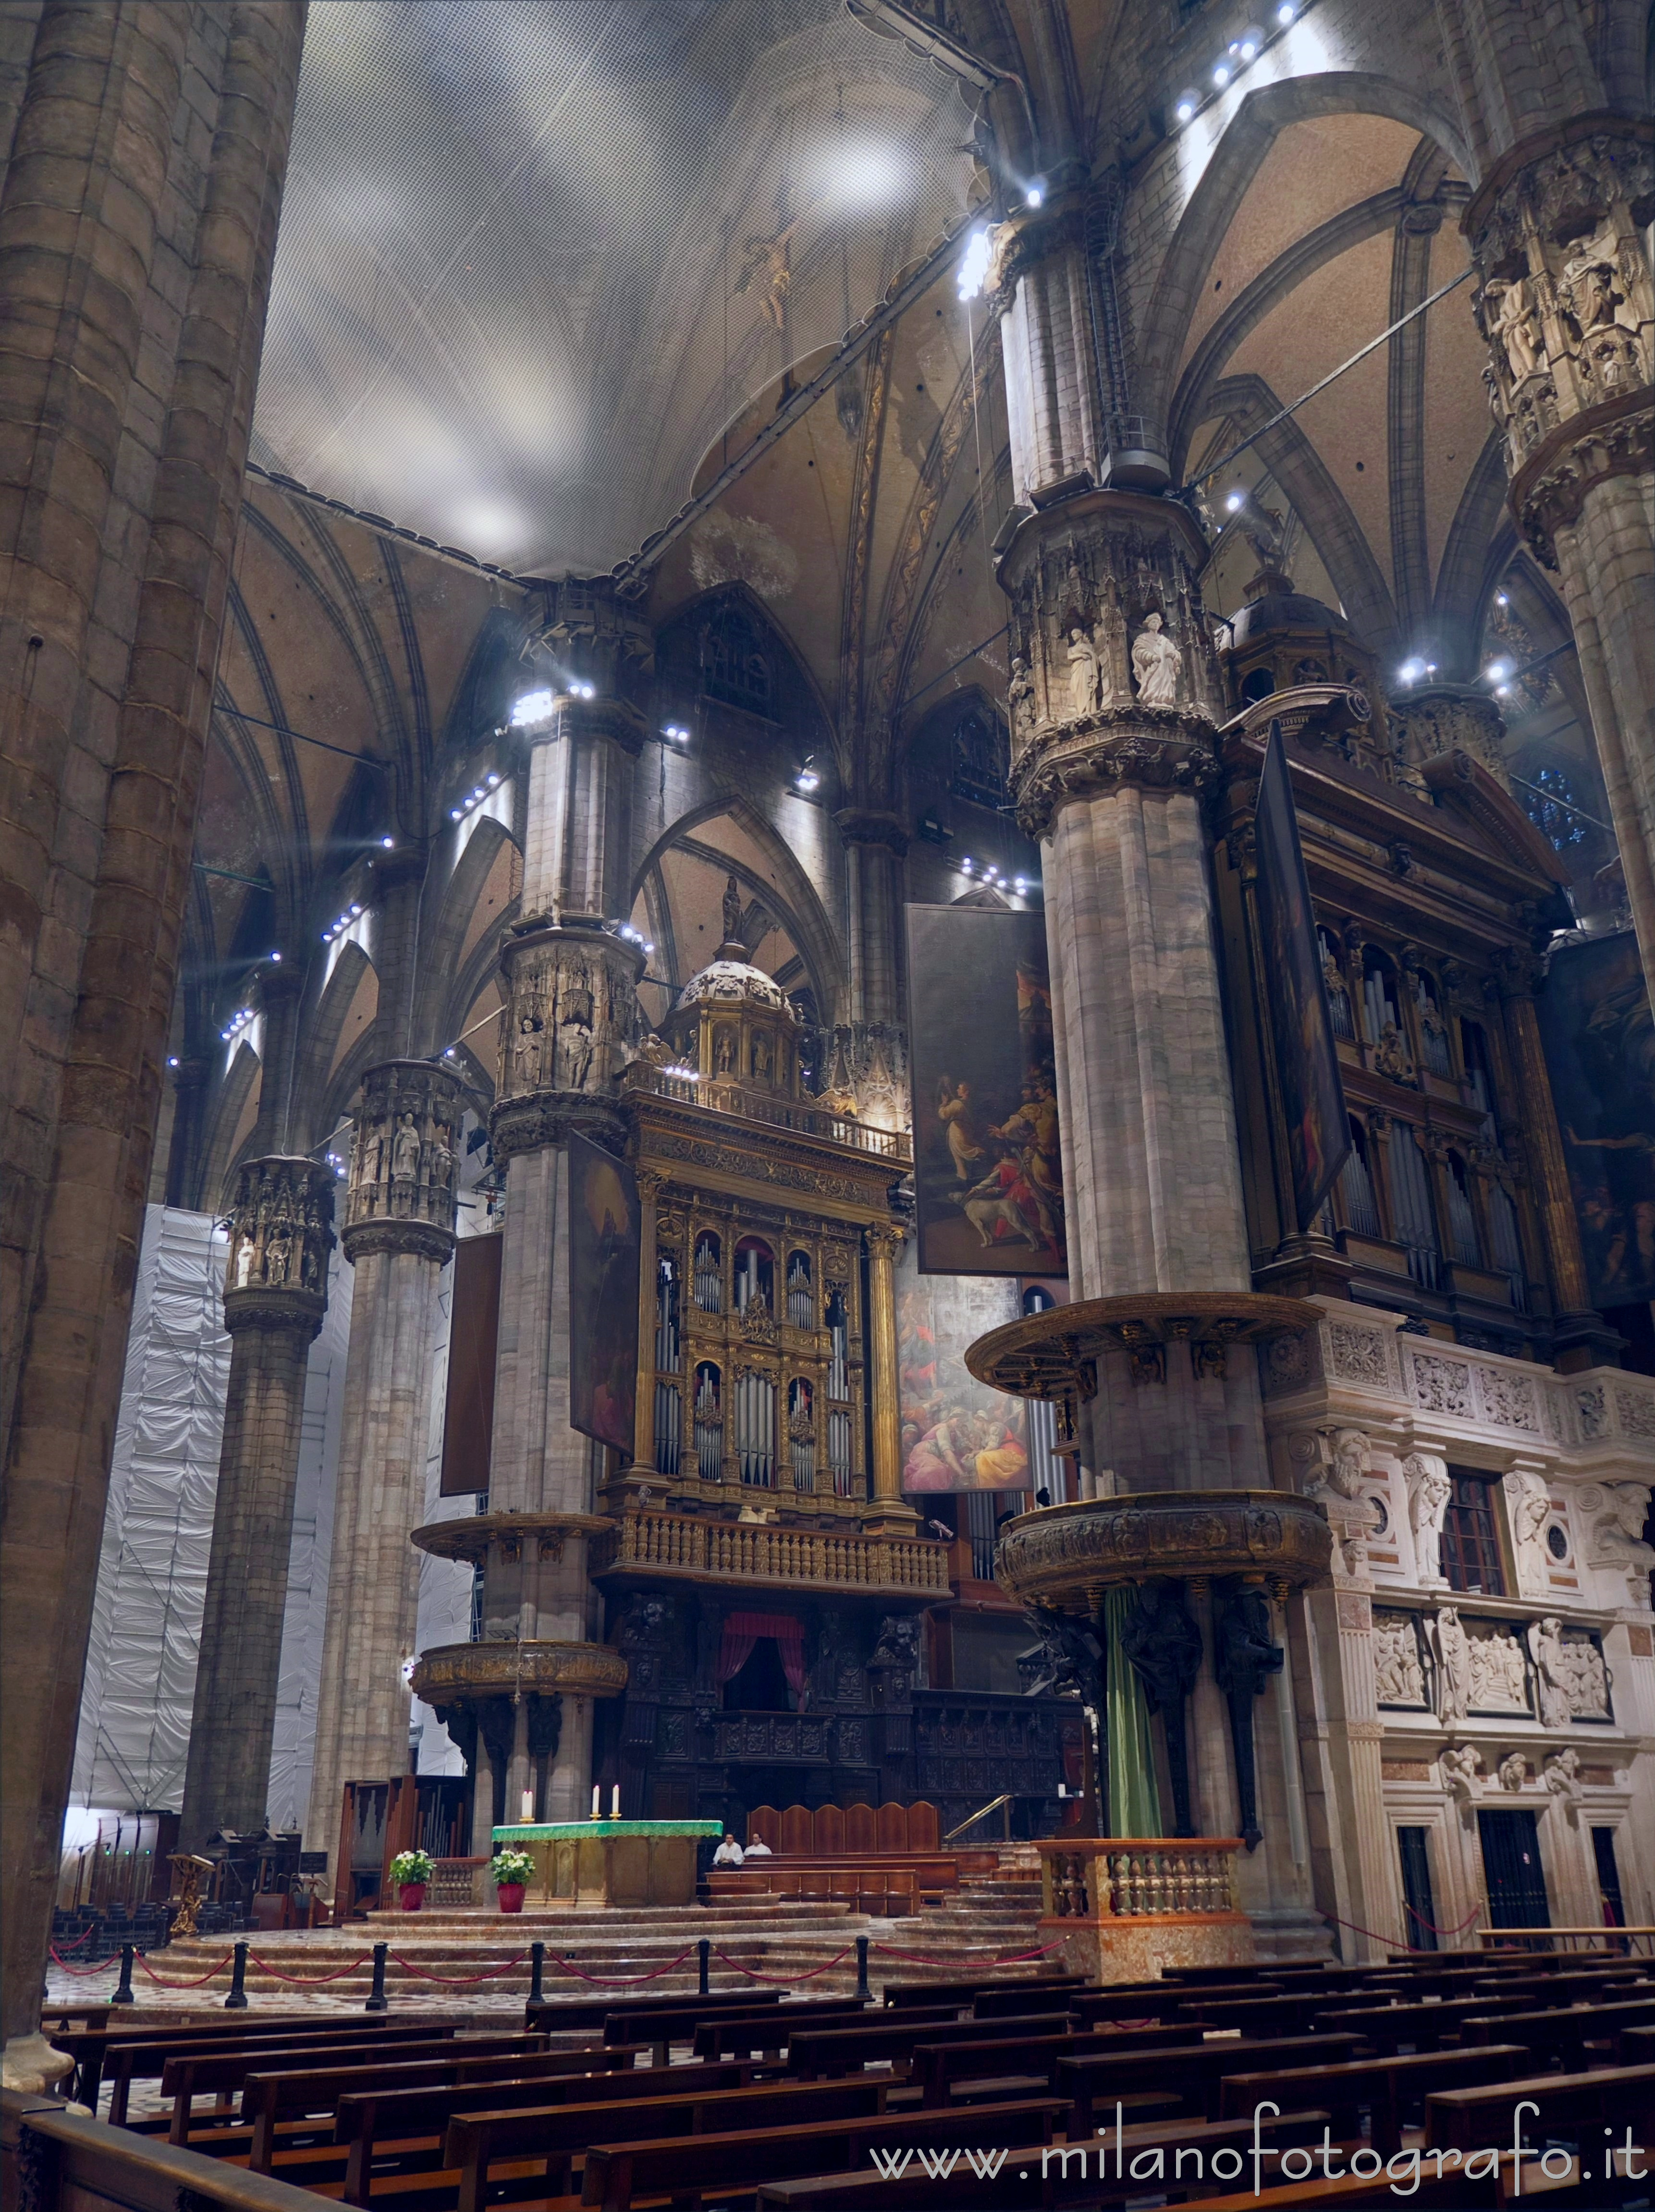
[622, 1062, 911, 1160]
[600, 1507, 949, 1593]
[1035, 1836, 1242, 1920]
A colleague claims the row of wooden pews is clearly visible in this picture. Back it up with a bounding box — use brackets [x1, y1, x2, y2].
[19, 1943, 1652, 2212]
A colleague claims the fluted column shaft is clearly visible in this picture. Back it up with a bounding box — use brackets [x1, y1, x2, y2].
[180, 1155, 335, 1850]
[305, 1062, 459, 1856]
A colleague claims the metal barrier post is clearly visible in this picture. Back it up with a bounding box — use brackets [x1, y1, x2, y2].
[223, 1940, 249, 2009]
[855, 1934, 870, 2002]
[365, 1941, 389, 2013]
[528, 1941, 545, 2006]
[698, 1937, 710, 1995]
[110, 1944, 135, 2007]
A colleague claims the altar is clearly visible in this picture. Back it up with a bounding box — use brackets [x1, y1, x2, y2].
[492, 1819, 722, 1908]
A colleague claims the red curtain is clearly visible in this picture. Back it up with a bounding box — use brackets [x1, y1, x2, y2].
[718, 1611, 807, 1694]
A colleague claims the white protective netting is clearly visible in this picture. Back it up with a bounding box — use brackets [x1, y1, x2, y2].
[251, 0, 980, 574]
[69, 1205, 352, 1832]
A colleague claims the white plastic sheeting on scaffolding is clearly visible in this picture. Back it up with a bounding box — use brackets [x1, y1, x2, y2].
[68, 1203, 353, 1831]
[70, 1206, 230, 1813]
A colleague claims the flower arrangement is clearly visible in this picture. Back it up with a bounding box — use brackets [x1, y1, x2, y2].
[490, 1849, 536, 1888]
[389, 1849, 435, 1888]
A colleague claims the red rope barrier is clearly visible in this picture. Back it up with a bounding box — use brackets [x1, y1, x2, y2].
[247, 1952, 372, 1985]
[48, 1950, 118, 1978]
[1404, 1900, 1483, 1939]
[54, 1924, 94, 1951]
[389, 1952, 529, 1986]
[135, 1952, 235, 1988]
[543, 1949, 694, 1986]
[711, 1947, 853, 1983]
[1323, 1900, 1483, 1955]
[870, 1935, 1070, 1967]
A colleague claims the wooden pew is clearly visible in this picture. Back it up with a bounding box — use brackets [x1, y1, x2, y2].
[880, 1975, 1084, 2010]
[577, 2095, 1067, 2212]
[55, 2014, 448, 2113]
[1069, 1983, 1261, 2027]
[751, 2109, 1338, 2209]
[1059, 2033, 1363, 2133]
[912, 2027, 1195, 2111]
[524, 1987, 779, 2037]
[330, 2058, 747, 2205]
[691, 2001, 939, 2059]
[447, 2078, 899, 2212]
[164, 2035, 541, 2147]
[969, 1981, 1092, 2020]
[1309, 1995, 1536, 2052]
[1425, 2062, 1655, 2155]
[1182, 1991, 1366, 2038]
[598, 1995, 788, 2063]
[1459, 1994, 1655, 2072]
[1219, 2042, 1532, 2157]
[1619, 2023, 1655, 2063]
[789, 2011, 1075, 2078]
[103, 2022, 457, 2126]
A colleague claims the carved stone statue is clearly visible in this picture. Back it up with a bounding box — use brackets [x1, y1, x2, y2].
[1373, 1613, 1426, 1706]
[1486, 276, 1542, 379]
[392, 1112, 421, 1183]
[1131, 612, 1181, 707]
[1405, 1452, 1452, 1585]
[1503, 1466, 1551, 1594]
[1469, 1625, 1530, 1712]
[1543, 1745, 1582, 1809]
[1373, 1021, 1413, 1083]
[1440, 1742, 1481, 1804]
[1018, 1606, 1102, 1705]
[1008, 655, 1037, 741]
[1526, 1615, 1570, 1728]
[1497, 1750, 1529, 1793]
[1065, 626, 1099, 719]
[1431, 1604, 1471, 1723]
[722, 873, 743, 946]
[1213, 1581, 1282, 1850]
[1119, 1581, 1203, 1837]
[1560, 220, 1625, 333]
[1595, 1482, 1655, 1593]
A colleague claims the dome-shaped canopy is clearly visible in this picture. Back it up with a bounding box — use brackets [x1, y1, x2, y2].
[1222, 588, 1359, 650]
[674, 958, 798, 1021]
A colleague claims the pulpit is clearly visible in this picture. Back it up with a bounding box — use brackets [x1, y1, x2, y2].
[492, 1819, 722, 1907]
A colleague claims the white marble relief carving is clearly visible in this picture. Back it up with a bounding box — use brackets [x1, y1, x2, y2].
[1404, 1451, 1451, 1586]
[1373, 1613, 1428, 1707]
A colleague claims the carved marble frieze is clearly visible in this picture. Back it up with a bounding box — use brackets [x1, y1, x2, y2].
[343, 1059, 463, 1259]
[222, 1154, 336, 1330]
[993, 1488, 1332, 1613]
[1466, 126, 1654, 559]
[1384, 1602, 1613, 1725]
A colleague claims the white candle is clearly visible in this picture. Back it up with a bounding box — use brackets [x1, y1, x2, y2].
[610, 1785, 621, 1819]
[520, 1788, 534, 1821]
[591, 1784, 601, 1819]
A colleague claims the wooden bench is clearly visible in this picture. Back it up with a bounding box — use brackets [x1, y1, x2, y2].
[101, 2021, 456, 2126]
[1059, 2033, 1363, 2133]
[1619, 2023, 1655, 2064]
[446, 2077, 898, 2212]
[880, 1976, 1084, 2010]
[1459, 1995, 1655, 2071]
[1069, 1983, 1259, 2027]
[597, 1995, 788, 2063]
[688, 2000, 890, 2058]
[163, 2035, 539, 2146]
[750, 2108, 1339, 2209]
[330, 2057, 745, 2205]
[789, 2011, 1075, 2078]
[1310, 1995, 1536, 2052]
[912, 2024, 1212, 2108]
[1220, 2042, 1532, 2157]
[1425, 2061, 1655, 2154]
[524, 1988, 779, 2038]
[1184, 1991, 1361, 2038]
[578, 2094, 1067, 2212]
[55, 2014, 449, 2111]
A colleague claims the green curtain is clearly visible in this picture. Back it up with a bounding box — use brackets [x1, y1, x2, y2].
[1103, 1586, 1164, 1839]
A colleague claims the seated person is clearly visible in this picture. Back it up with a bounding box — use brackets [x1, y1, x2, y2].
[742, 1832, 772, 1857]
[711, 1832, 745, 1866]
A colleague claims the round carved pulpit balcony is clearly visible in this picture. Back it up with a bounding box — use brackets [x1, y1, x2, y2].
[992, 1488, 1333, 1612]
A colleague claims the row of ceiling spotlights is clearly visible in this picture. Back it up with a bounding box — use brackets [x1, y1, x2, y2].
[1174, 4, 1297, 122]
[960, 857, 1032, 895]
[451, 771, 503, 820]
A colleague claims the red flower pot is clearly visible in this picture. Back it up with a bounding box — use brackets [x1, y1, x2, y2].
[496, 1882, 526, 1914]
[398, 1882, 426, 1912]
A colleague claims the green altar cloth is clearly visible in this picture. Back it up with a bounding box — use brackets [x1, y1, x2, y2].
[491, 1819, 722, 1908]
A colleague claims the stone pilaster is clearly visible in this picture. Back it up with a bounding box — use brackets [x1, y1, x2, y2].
[179, 1156, 336, 1851]
[1465, 120, 1655, 974]
[304, 1062, 461, 1858]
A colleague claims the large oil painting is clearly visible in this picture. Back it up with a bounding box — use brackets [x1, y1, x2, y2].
[895, 1239, 1030, 1493]
[1254, 726, 1350, 1228]
[568, 1131, 641, 1455]
[1537, 930, 1655, 1308]
[905, 902, 1066, 1276]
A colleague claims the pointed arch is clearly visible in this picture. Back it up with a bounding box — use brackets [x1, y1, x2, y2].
[198, 1042, 262, 1214]
[414, 812, 521, 1056]
[654, 580, 837, 761]
[290, 940, 376, 1151]
[1433, 433, 1514, 678]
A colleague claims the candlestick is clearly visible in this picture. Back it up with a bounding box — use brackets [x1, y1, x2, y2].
[520, 1788, 534, 1821]
[591, 1784, 601, 1819]
[610, 1784, 621, 1820]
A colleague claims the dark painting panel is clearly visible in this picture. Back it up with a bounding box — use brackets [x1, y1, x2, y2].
[1254, 727, 1350, 1228]
[905, 902, 1066, 1277]
[569, 1131, 640, 1454]
[896, 1238, 1029, 1493]
[1537, 930, 1655, 1307]
[440, 1229, 502, 1494]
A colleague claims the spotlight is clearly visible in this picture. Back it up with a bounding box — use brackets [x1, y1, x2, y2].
[451, 807, 462, 819]
[1398, 659, 1423, 683]
[382, 835, 395, 847]
[472, 787, 484, 801]
[444, 1047, 457, 1058]
[1276, 1, 1294, 19]
[168, 1056, 180, 1068]
[1025, 182, 1044, 208]
[1175, 94, 1197, 122]
[1425, 662, 1437, 676]
[1226, 489, 1246, 513]
[1014, 877, 1028, 893]
[794, 758, 821, 793]
[1484, 660, 1511, 682]
[1495, 684, 1510, 697]
[662, 723, 689, 743]
[575, 682, 596, 700]
[510, 688, 554, 727]
[961, 857, 974, 872]
[1212, 63, 1230, 86]
[956, 226, 992, 302]
[269, 950, 281, 962]
[350, 903, 363, 915]
[487, 771, 501, 786]
[1239, 33, 1259, 57]
[1495, 591, 1509, 606]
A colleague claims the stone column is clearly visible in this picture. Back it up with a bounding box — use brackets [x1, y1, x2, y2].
[303, 1061, 461, 1858]
[368, 844, 433, 1059]
[826, 811, 910, 1132]
[1490, 952, 1619, 1368]
[1465, 122, 1655, 974]
[863, 1223, 915, 1533]
[179, 1156, 336, 1850]
[626, 1169, 665, 1476]
[0, 0, 306, 2078]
